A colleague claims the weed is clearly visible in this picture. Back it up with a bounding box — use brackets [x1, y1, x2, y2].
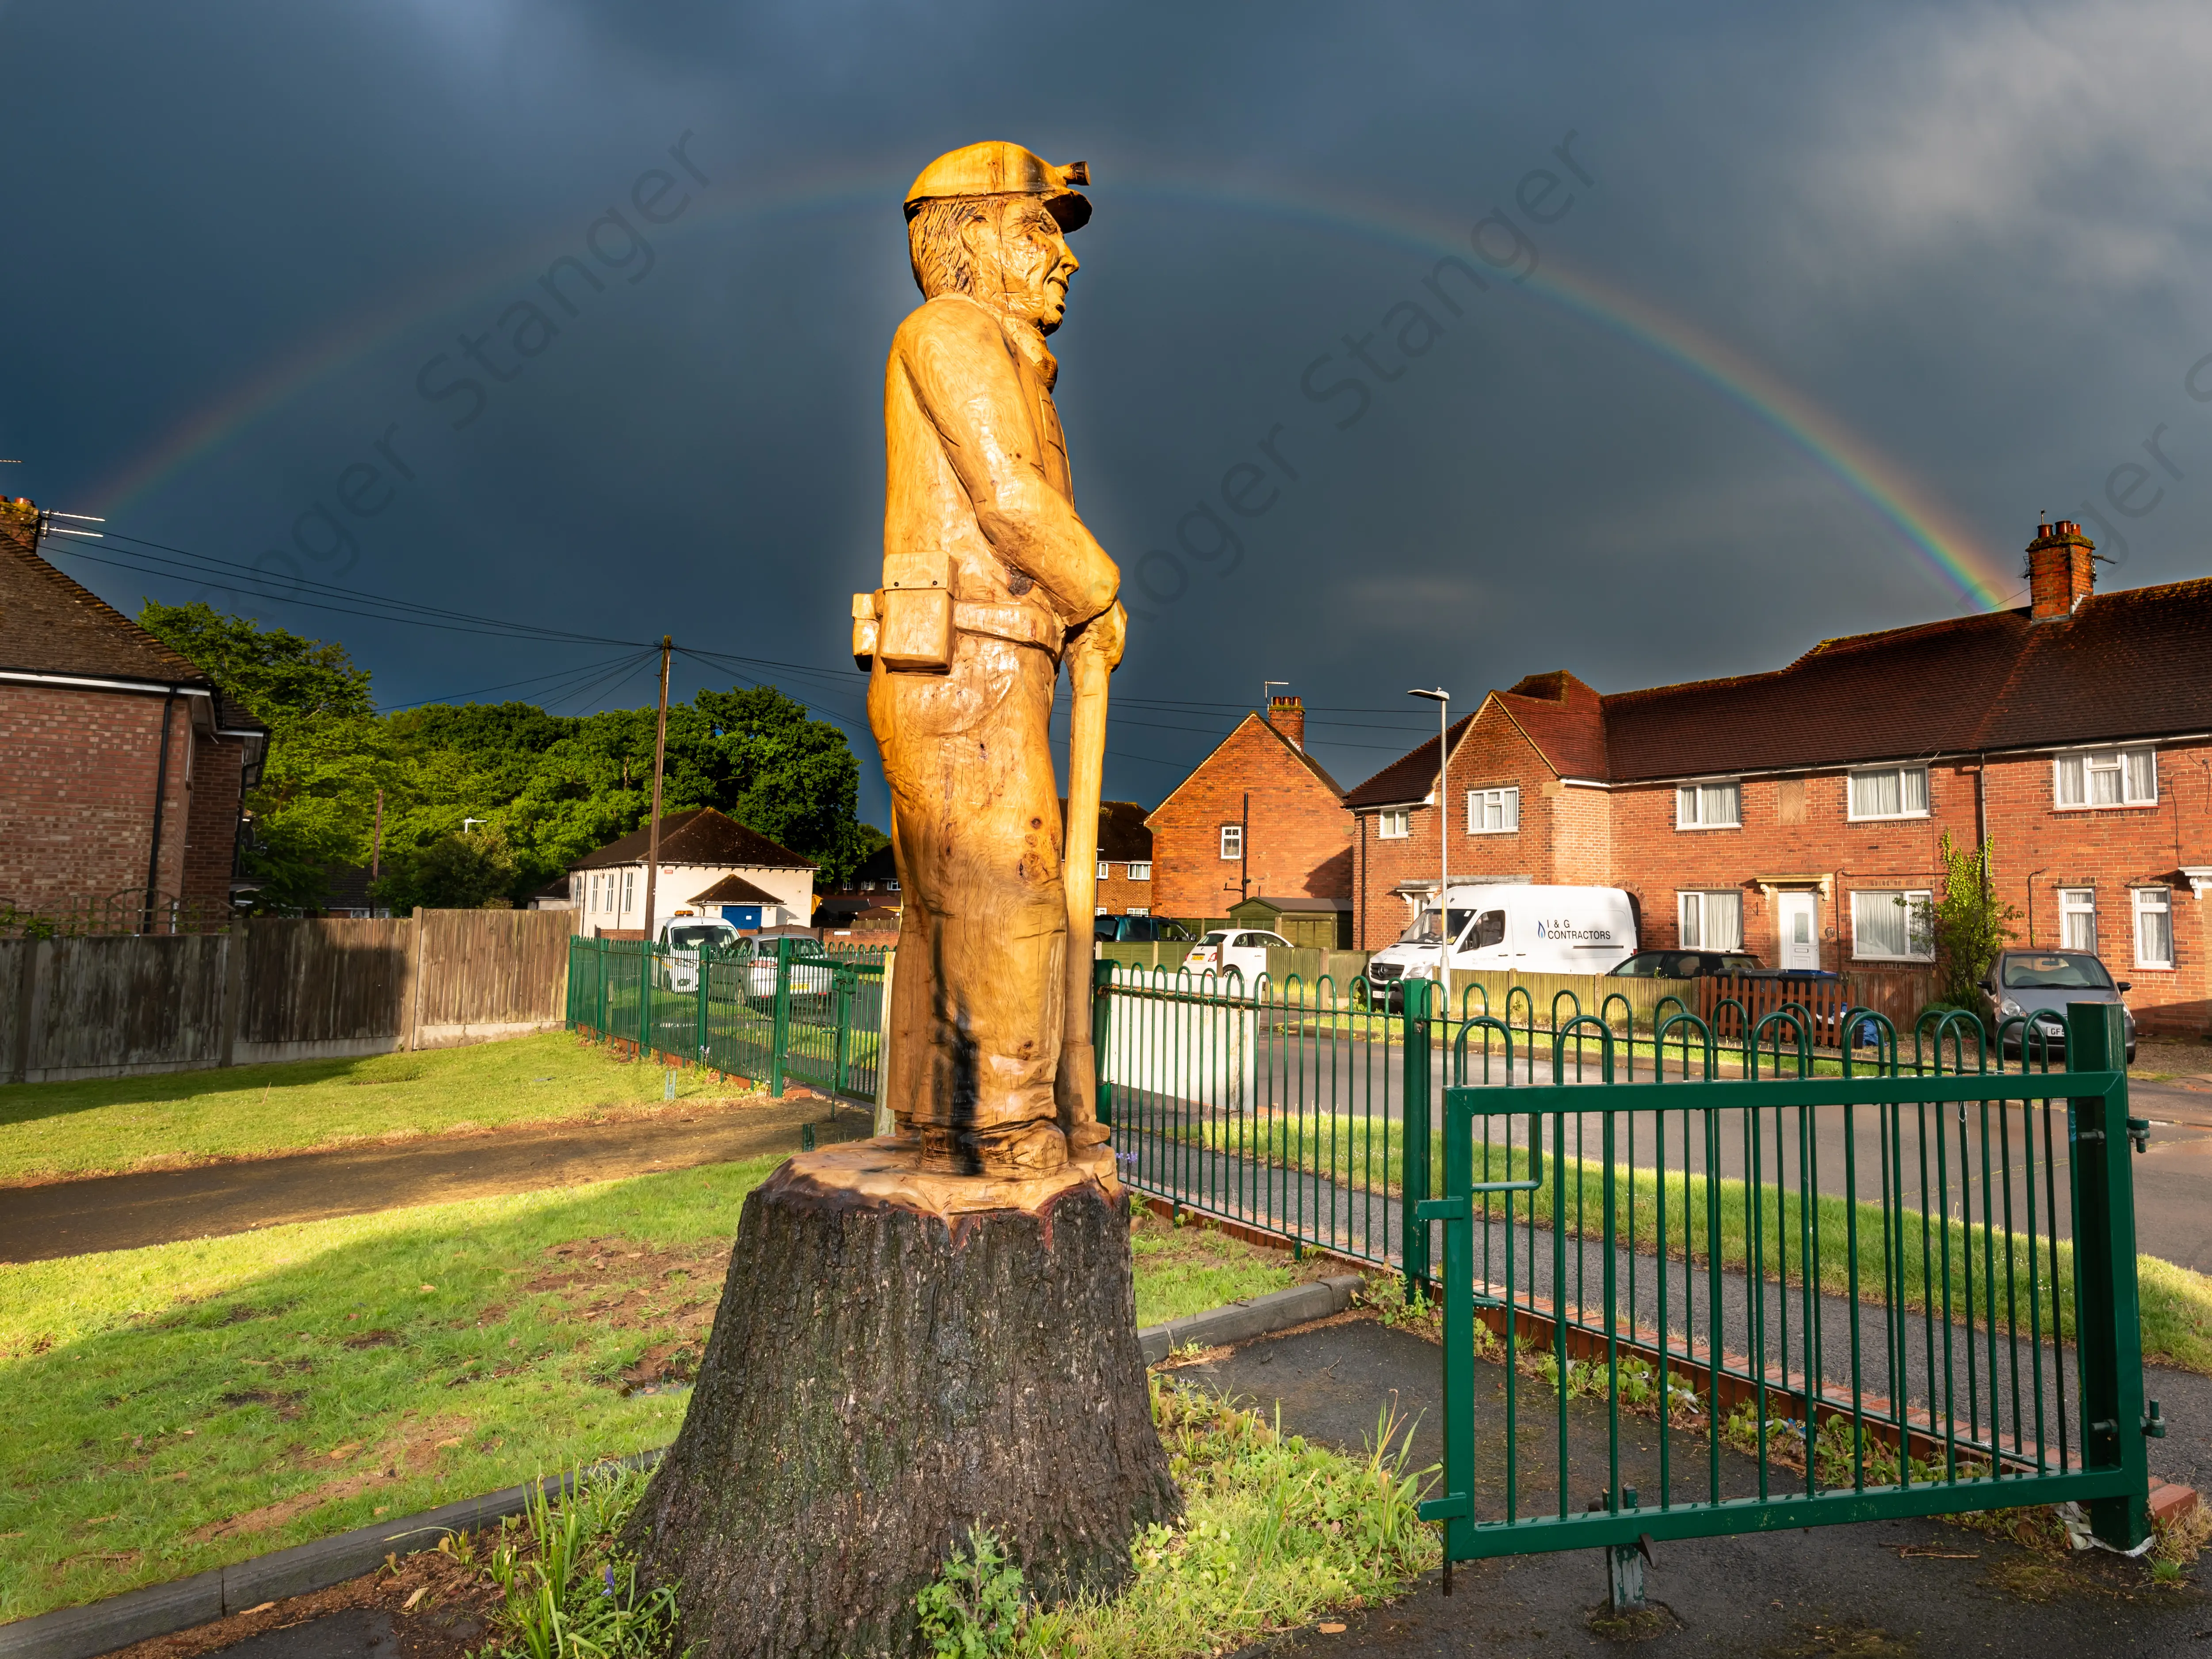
[473, 1465, 684, 1659]
[916, 1525, 1027, 1658]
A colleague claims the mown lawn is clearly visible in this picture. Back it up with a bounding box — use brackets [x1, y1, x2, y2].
[0, 1031, 751, 1185]
[0, 1161, 1318, 1623]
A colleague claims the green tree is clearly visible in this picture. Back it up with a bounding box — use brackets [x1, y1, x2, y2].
[1930, 830, 2021, 1009]
[373, 826, 520, 914]
[137, 601, 391, 911]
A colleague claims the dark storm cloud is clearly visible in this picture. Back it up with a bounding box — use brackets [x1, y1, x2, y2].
[4, 0, 2211, 816]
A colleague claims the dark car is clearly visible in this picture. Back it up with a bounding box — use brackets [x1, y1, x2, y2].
[1095, 914, 1197, 944]
[1981, 950, 2137, 1064]
[1608, 950, 1764, 979]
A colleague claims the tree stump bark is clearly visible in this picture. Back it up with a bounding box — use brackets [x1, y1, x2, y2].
[627, 1142, 1179, 1659]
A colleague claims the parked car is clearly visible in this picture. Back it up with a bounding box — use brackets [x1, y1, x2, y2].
[1608, 950, 1764, 979]
[655, 916, 740, 992]
[1980, 950, 2137, 1063]
[1096, 914, 1198, 944]
[1183, 929, 1292, 986]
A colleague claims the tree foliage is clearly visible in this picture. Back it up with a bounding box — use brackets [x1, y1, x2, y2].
[1931, 830, 2021, 1008]
[136, 604, 878, 914]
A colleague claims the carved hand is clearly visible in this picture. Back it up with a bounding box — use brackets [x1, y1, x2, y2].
[1067, 600, 1127, 673]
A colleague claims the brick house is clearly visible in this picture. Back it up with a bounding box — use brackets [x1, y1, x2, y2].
[1091, 800, 1154, 916]
[0, 497, 266, 928]
[1344, 521, 2212, 1036]
[816, 842, 901, 928]
[1147, 696, 1354, 927]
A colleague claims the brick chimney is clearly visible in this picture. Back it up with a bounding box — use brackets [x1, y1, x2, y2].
[1266, 694, 1305, 751]
[2025, 518, 2097, 620]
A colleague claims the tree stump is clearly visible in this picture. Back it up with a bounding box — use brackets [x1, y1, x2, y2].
[627, 1141, 1179, 1659]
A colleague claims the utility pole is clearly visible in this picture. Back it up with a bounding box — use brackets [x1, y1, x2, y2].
[1409, 688, 1451, 1011]
[1240, 791, 1250, 905]
[641, 636, 673, 942]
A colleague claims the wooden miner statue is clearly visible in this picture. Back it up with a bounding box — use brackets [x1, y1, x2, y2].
[855, 140, 1127, 1182]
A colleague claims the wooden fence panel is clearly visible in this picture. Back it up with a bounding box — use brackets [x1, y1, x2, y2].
[10, 934, 230, 1081]
[237, 918, 412, 1049]
[413, 909, 575, 1045]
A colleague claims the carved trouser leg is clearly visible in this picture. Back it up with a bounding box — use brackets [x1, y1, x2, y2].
[871, 633, 1068, 1176]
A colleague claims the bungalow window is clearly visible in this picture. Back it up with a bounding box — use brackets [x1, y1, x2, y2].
[2135, 887, 2174, 969]
[2054, 747, 2157, 808]
[1128, 861, 1152, 881]
[1466, 787, 1520, 834]
[1852, 889, 1934, 961]
[2059, 888, 2097, 952]
[1677, 891, 1743, 951]
[1848, 765, 1929, 820]
[1219, 824, 1243, 860]
[1676, 780, 1741, 830]
[1377, 808, 1411, 839]
[621, 869, 636, 914]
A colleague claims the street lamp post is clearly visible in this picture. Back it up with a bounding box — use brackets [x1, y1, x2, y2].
[1408, 687, 1451, 1013]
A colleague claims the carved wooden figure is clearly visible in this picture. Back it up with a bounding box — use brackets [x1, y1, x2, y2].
[629, 145, 1172, 1659]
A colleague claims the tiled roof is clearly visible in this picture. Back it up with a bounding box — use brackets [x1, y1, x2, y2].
[0, 514, 223, 687]
[1344, 573, 2212, 797]
[1062, 799, 1154, 861]
[571, 808, 814, 871]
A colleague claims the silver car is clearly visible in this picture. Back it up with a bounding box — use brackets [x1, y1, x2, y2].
[1981, 949, 2137, 1064]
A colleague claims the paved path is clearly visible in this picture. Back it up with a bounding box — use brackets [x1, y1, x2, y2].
[1184, 1320, 2209, 1657]
[0, 1099, 867, 1263]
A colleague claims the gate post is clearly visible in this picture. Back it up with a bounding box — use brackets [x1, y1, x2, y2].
[1401, 975, 1433, 1296]
[1092, 956, 1116, 1128]
[769, 937, 792, 1099]
[696, 944, 711, 1065]
[2069, 999, 2151, 1551]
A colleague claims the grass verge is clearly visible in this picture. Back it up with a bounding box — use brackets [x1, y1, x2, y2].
[0, 1164, 1308, 1623]
[0, 1031, 761, 1185]
[1161, 1108, 2212, 1374]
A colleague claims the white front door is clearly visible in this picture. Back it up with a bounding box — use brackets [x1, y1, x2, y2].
[1778, 891, 1819, 971]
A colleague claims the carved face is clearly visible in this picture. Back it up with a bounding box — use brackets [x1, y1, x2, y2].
[963, 199, 1079, 334]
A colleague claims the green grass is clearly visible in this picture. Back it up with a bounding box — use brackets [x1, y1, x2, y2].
[0, 1031, 752, 1185]
[1174, 1108, 2212, 1374]
[0, 1162, 1310, 1622]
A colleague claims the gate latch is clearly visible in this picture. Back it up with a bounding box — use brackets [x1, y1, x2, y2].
[2128, 1116, 2151, 1154]
[1414, 1197, 1470, 1223]
[2145, 1400, 2168, 1439]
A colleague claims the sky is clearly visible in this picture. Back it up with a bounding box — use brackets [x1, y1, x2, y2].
[5, 0, 2211, 829]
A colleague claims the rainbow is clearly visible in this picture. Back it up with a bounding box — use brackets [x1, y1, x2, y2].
[91, 161, 2017, 610]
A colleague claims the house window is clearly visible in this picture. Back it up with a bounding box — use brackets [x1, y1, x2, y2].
[1852, 889, 1934, 961]
[1848, 765, 1929, 820]
[621, 869, 636, 914]
[1467, 787, 1521, 834]
[1677, 890, 1743, 951]
[2059, 888, 2096, 952]
[1097, 860, 1112, 881]
[1377, 808, 1410, 839]
[1128, 861, 1152, 882]
[2135, 887, 2174, 968]
[860, 880, 875, 891]
[1096, 905, 1110, 916]
[885, 879, 899, 892]
[1127, 906, 1150, 917]
[1220, 824, 1243, 860]
[1676, 780, 1742, 829]
[2055, 747, 2157, 808]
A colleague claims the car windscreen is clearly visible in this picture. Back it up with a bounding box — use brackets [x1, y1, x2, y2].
[2001, 952, 2113, 990]
[1400, 907, 1473, 945]
[1199, 931, 1230, 945]
[1159, 921, 1196, 941]
[667, 926, 734, 950]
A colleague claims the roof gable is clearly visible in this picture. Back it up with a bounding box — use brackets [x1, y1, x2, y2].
[1146, 712, 1344, 826]
[0, 511, 225, 688]
[571, 807, 814, 871]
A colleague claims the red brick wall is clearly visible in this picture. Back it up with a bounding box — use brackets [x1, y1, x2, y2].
[1150, 716, 1351, 921]
[0, 683, 191, 913]
[181, 729, 245, 914]
[1095, 862, 1154, 915]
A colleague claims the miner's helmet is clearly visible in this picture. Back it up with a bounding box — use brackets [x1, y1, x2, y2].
[904, 142, 1091, 233]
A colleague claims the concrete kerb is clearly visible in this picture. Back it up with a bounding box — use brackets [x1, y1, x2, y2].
[0, 1284, 1364, 1659]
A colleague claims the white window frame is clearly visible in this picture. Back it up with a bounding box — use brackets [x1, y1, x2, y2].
[1097, 860, 1112, 881]
[1677, 890, 1743, 951]
[1127, 861, 1152, 882]
[1851, 889, 1934, 962]
[1466, 786, 1521, 835]
[1126, 906, 1149, 917]
[1219, 824, 1243, 861]
[2134, 887, 2174, 969]
[1847, 764, 1930, 821]
[885, 878, 900, 892]
[621, 869, 636, 914]
[1675, 779, 1742, 830]
[1377, 808, 1410, 840]
[2053, 746, 2158, 810]
[2059, 887, 2096, 952]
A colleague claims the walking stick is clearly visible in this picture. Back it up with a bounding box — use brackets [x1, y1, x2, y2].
[1058, 607, 1119, 1149]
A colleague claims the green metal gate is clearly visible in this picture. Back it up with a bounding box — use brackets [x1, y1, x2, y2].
[1417, 999, 2157, 1562]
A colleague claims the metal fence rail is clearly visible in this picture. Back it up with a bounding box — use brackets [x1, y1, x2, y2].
[565, 936, 886, 1105]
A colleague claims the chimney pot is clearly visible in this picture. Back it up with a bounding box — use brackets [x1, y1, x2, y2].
[1266, 694, 1306, 751]
[2024, 517, 2097, 621]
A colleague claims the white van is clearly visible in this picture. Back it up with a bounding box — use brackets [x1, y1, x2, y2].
[1365, 883, 1637, 1000]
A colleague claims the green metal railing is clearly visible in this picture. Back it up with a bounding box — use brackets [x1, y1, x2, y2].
[1416, 1000, 2153, 1560]
[565, 936, 886, 1105]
